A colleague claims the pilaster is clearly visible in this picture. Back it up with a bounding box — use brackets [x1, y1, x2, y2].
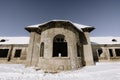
[26, 32, 35, 66]
[83, 32, 94, 65]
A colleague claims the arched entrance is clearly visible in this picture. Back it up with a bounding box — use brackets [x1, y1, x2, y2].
[53, 34, 68, 57]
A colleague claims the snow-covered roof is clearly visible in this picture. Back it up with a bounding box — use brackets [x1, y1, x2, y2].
[0, 37, 29, 45]
[1, 37, 120, 45]
[90, 37, 120, 44]
[27, 20, 93, 31]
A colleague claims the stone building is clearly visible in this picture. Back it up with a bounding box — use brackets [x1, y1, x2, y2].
[91, 37, 120, 62]
[25, 20, 95, 72]
[1, 20, 120, 72]
[3, 20, 120, 72]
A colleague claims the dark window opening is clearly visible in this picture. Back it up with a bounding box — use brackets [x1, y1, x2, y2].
[0, 39, 6, 42]
[53, 34, 68, 57]
[54, 34, 65, 42]
[77, 43, 80, 57]
[14, 49, 21, 57]
[40, 42, 44, 57]
[115, 49, 120, 56]
[53, 42, 67, 57]
[109, 49, 113, 57]
[112, 39, 117, 42]
[0, 49, 9, 58]
[97, 49, 103, 57]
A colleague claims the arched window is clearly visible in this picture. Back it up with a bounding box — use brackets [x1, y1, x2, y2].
[77, 43, 81, 57]
[40, 42, 44, 57]
[53, 34, 68, 57]
[53, 34, 65, 42]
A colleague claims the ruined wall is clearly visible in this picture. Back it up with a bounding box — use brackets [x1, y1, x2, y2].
[0, 44, 28, 64]
[37, 25, 83, 72]
[92, 44, 120, 62]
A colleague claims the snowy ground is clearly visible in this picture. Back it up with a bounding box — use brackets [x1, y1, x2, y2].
[0, 62, 120, 80]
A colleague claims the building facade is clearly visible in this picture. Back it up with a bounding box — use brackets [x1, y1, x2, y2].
[0, 37, 29, 64]
[91, 37, 120, 62]
[1, 20, 120, 72]
[25, 20, 95, 72]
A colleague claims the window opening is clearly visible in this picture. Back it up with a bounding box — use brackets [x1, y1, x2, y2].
[53, 34, 68, 57]
[77, 43, 80, 57]
[0, 49, 9, 58]
[40, 42, 44, 57]
[97, 49, 103, 57]
[0, 39, 6, 42]
[14, 49, 21, 57]
[115, 49, 120, 56]
[112, 39, 117, 42]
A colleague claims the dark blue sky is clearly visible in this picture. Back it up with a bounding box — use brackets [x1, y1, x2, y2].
[0, 0, 120, 37]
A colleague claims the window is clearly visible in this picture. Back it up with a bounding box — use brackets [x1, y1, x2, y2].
[97, 49, 103, 57]
[115, 49, 120, 56]
[77, 43, 80, 57]
[40, 42, 44, 57]
[0, 39, 6, 42]
[112, 39, 117, 42]
[54, 34, 65, 42]
[53, 34, 68, 57]
[14, 49, 21, 57]
[0, 49, 9, 58]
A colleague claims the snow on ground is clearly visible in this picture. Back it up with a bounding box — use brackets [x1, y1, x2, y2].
[0, 62, 120, 80]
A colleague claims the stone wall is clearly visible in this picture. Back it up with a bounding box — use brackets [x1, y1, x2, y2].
[92, 44, 120, 62]
[0, 44, 28, 64]
[38, 26, 82, 72]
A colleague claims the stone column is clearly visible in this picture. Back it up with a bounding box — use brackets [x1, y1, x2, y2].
[8, 45, 14, 61]
[66, 32, 77, 69]
[31, 33, 40, 66]
[112, 48, 116, 57]
[101, 47, 107, 59]
[20, 48, 27, 60]
[83, 32, 94, 66]
[69, 41, 77, 69]
[106, 48, 110, 61]
[26, 32, 35, 66]
[96, 49, 99, 58]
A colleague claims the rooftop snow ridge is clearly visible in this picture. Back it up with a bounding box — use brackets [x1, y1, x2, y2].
[1, 36, 120, 45]
[27, 20, 92, 29]
[0, 37, 29, 44]
[90, 36, 120, 44]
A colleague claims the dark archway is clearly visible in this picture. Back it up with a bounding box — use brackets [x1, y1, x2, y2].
[53, 34, 68, 57]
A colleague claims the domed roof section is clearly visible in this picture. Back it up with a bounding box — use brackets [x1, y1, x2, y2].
[26, 20, 95, 32]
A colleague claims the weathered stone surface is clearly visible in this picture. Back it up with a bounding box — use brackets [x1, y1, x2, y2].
[26, 21, 94, 72]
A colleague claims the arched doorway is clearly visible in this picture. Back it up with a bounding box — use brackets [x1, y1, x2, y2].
[53, 34, 68, 57]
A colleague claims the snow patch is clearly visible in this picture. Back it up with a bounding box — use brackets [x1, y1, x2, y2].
[0, 62, 120, 80]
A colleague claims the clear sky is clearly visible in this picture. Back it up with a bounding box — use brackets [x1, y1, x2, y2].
[0, 0, 120, 37]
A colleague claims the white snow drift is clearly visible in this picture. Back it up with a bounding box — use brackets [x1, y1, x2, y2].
[0, 62, 120, 80]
